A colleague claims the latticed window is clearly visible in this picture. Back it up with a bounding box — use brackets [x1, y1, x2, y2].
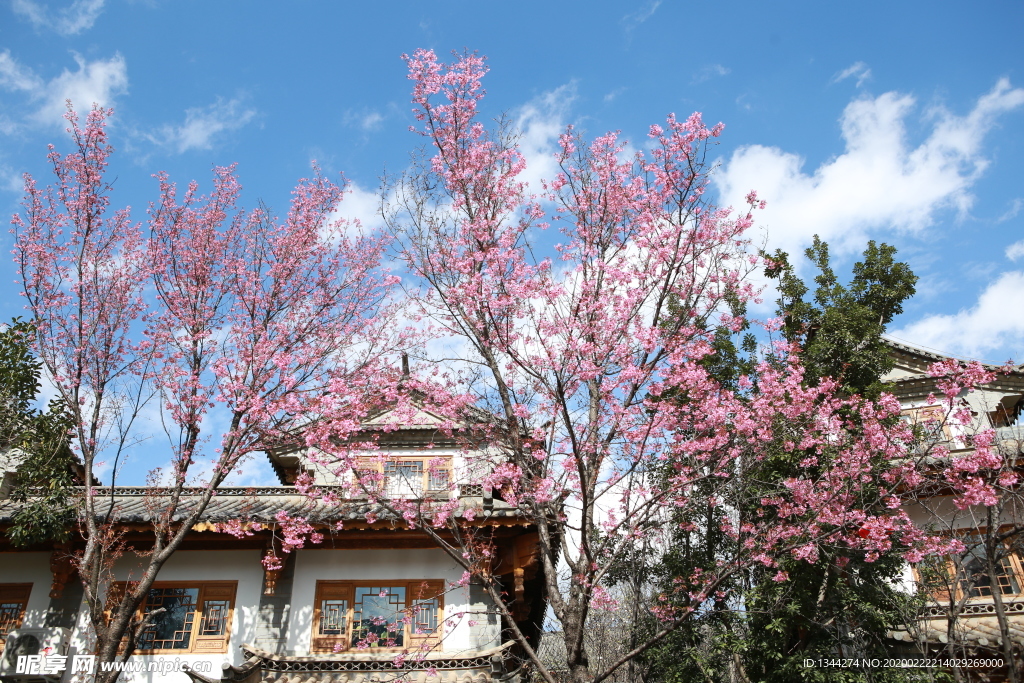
[410, 593, 440, 636]
[139, 587, 199, 650]
[311, 580, 444, 653]
[111, 581, 236, 653]
[384, 462, 425, 498]
[198, 599, 230, 636]
[355, 458, 451, 499]
[0, 584, 31, 654]
[352, 586, 407, 647]
[915, 533, 1024, 603]
[319, 599, 348, 635]
[900, 406, 950, 449]
[959, 545, 1022, 598]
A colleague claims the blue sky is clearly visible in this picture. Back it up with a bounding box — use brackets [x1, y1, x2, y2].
[1, 1, 1023, 483]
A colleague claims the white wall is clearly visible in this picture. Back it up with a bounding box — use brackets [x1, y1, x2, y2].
[0, 551, 53, 630]
[1, 549, 263, 683]
[287, 548, 473, 655]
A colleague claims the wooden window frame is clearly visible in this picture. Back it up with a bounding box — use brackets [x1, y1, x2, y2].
[109, 581, 236, 655]
[0, 584, 32, 655]
[311, 580, 444, 653]
[915, 532, 1024, 603]
[954, 536, 1024, 600]
[901, 406, 952, 445]
[354, 458, 451, 499]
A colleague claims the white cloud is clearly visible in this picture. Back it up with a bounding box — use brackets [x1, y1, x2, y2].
[224, 452, 280, 486]
[0, 50, 44, 92]
[892, 271, 1024, 361]
[342, 108, 387, 133]
[603, 87, 626, 104]
[360, 111, 383, 131]
[621, 0, 661, 32]
[13, 0, 105, 35]
[998, 197, 1022, 223]
[0, 51, 128, 127]
[151, 97, 257, 153]
[692, 64, 730, 85]
[37, 52, 128, 123]
[513, 82, 577, 194]
[832, 61, 872, 88]
[0, 165, 23, 194]
[1006, 239, 1024, 262]
[330, 181, 384, 240]
[715, 79, 1024, 261]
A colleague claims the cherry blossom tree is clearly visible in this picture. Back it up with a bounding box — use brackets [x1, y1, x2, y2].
[11, 105, 397, 681]
[296, 50, 955, 683]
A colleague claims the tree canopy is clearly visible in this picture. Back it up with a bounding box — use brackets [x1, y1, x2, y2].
[0, 318, 76, 548]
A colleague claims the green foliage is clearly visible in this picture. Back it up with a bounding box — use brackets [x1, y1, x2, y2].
[642, 239, 924, 683]
[693, 289, 758, 393]
[0, 320, 47, 443]
[743, 551, 931, 683]
[643, 499, 745, 683]
[765, 236, 917, 398]
[743, 238, 921, 682]
[0, 319, 77, 547]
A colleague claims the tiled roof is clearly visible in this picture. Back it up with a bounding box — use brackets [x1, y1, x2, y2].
[889, 599, 1024, 648]
[890, 618, 1024, 648]
[0, 486, 524, 525]
[884, 337, 1024, 374]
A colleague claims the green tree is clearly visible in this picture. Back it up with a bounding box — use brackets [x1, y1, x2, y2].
[0, 319, 76, 547]
[765, 236, 917, 398]
[748, 237, 924, 682]
[642, 237, 926, 683]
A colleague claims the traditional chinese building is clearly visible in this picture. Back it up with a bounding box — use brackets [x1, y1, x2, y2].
[0, 405, 545, 683]
[882, 337, 1024, 678]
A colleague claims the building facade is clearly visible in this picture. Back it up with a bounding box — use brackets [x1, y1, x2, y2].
[883, 338, 1024, 676]
[0, 407, 544, 683]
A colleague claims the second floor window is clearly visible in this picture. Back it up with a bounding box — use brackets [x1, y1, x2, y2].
[355, 458, 451, 498]
[959, 545, 1022, 598]
[917, 537, 1024, 602]
[901, 406, 950, 447]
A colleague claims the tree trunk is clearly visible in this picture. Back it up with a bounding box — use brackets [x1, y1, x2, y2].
[985, 513, 1019, 683]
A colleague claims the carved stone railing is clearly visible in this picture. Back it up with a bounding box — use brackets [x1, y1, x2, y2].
[229, 642, 519, 683]
[923, 599, 1024, 619]
[995, 425, 1024, 441]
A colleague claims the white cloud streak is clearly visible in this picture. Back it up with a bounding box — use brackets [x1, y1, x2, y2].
[603, 87, 626, 104]
[998, 197, 1023, 223]
[832, 61, 872, 88]
[360, 111, 383, 131]
[621, 0, 661, 32]
[151, 97, 257, 153]
[1006, 240, 1024, 262]
[692, 64, 731, 85]
[13, 0, 105, 35]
